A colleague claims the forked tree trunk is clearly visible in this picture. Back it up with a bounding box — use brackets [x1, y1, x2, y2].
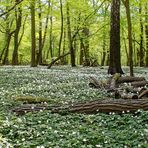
[12, 0, 22, 65]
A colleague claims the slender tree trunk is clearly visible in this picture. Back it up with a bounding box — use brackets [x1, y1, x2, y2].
[133, 33, 137, 66]
[108, 0, 123, 74]
[37, 0, 42, 65]
[139, 2, 144, 67]
[61, 29, 66, 64]
[46, 3, 53, 61]
[101, 6, 108, 66]
[3, 32, 13, 65]
[80, 39, 84, 65]
[58, 0, 64, 58]
[145, 4, 148, 67]
[42, 0, 50, 50]
[2, 2, 12, 65]
[122, 0, 134, 76]
[122, 28, 129, 66]
[82, 27, 90, 66]
[30, 0, 37, 67]
[66, 2, 76, 67]
[49, 13, 53, 60]
[0, 47, 6, 62]
[12, 0, 22, 65]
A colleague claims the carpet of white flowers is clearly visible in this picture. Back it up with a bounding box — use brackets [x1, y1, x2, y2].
[0, 66, 148, 147]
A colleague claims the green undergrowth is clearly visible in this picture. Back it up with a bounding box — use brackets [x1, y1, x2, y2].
[0, 66, 148, 147]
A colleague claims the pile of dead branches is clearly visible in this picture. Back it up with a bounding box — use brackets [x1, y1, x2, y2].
[12, 74, 148, 115]
[89, 74, 148, 100]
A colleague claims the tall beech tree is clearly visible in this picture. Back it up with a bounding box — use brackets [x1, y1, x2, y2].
[122, 0, 134, 76]
[30, 0, 37, 67]
[12, 0, 22, 65]
[37, 0, 43, 65]
[139, 1, 144, 67]
[145, 4, 148, 67]
[108, 0, 124, 75]
[66, 1, 76, 67]
[58, 0, 64, 58]
[2, 1, 15, 65]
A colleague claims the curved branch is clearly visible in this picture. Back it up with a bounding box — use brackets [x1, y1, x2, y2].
[0, 0, 24, 17]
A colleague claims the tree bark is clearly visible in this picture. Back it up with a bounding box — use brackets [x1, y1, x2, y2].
[37, 0, 43, 65]
[145, 4, 148, 67]
[52, 99, 148, 114]
[122, 0, 134, 76]
[30, 0, 37, 67]
[58, 0, 64, 58]
[12, 0, 22, 65]
[108, 0, 124, 75]
[46, 4, 53, 60]
[66, 2, 76, 67]
[117, 76, 145, 83]
[139, 2, 144, 67]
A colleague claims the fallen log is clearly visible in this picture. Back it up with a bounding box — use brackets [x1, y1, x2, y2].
[51, 99, 148, 114]
[130, 81, 148, 87]
[12, 104, 48, 115]
[89, 76, 102, 88]
[117, 76, 145, 83]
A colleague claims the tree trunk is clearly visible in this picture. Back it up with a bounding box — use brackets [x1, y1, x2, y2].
[2, 2, 13, 65]
[37, 0, 43, 65]
[66, 2, 76, 67]
[30, 0, 37, 67]
[2, 32, 13, 65]
[122, 28, 129, 66]
[139, 2, 144, 67]
[145, 4, 148, 67]
[58, 0, 64, 58]
[12, 0, 22, 65]
[123, 0, 134, 76]
[82, 27, 90, 66]
[41, 0, 50, 64]
[46, 4, 53, 60]
[80, 39, 84, 65]
[108, 0, 124, 75]
[61, 29, 67, 64]
[101, 5, 108, 66]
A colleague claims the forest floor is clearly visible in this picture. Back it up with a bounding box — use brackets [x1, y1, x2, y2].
[0, 66, 148, 147]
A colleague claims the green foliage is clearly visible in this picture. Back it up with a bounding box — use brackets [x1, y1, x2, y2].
[0, 66, 147, 147]
[15, 96, 50, 103]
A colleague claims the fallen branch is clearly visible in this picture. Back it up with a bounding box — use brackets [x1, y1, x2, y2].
[47, 52, 70, 69]
[138, 89, 148, 99]
[51, 99, 148, 114]
[12, 104, 48, 115]
[130, 81, 148, 87]
[117, 76, 145, 83]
